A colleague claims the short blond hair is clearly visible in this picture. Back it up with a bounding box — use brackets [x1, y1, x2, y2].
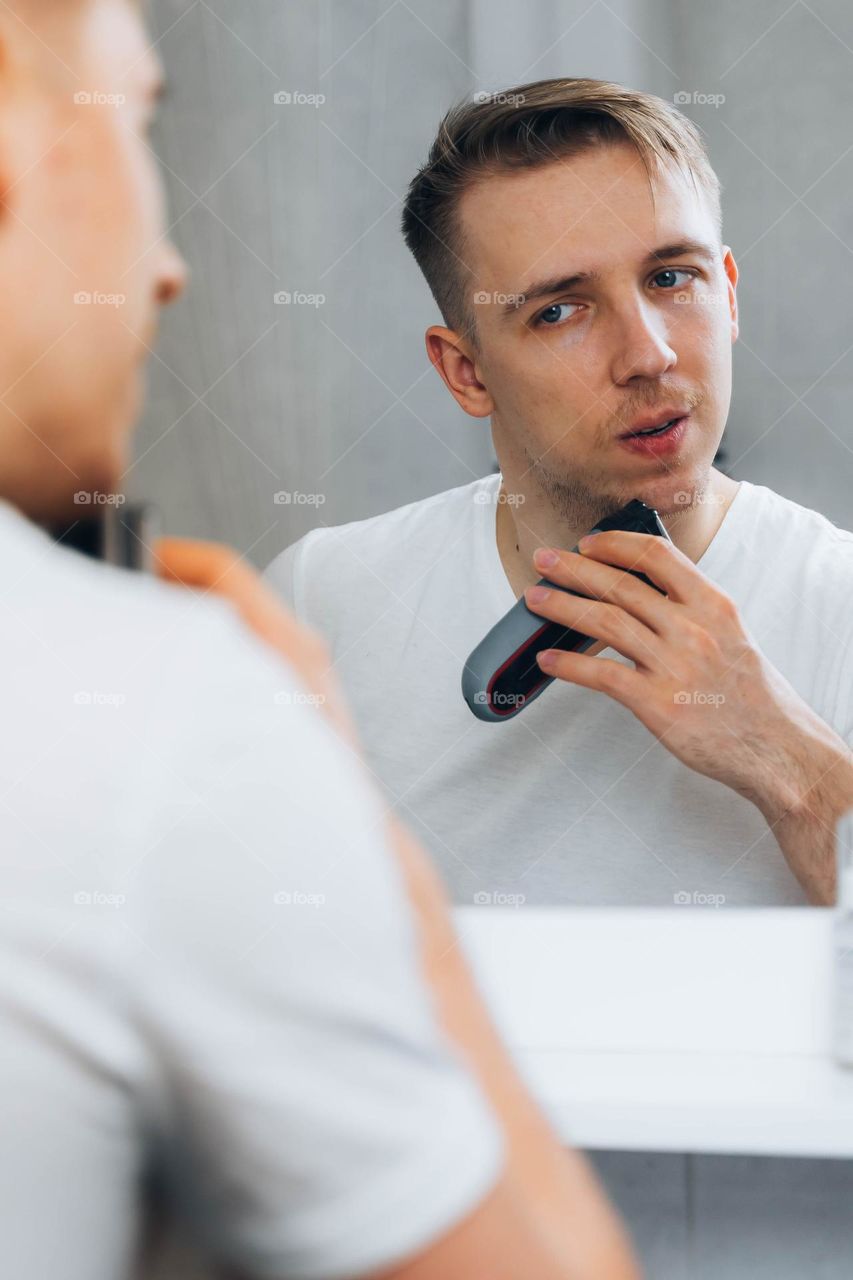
[401, 77, 722, 340]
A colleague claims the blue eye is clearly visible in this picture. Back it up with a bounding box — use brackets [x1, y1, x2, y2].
[536, 302, 580, 327]
[651, 268, 694, 289]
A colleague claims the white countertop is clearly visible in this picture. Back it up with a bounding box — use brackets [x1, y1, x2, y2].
[455, 907, 853, 1158]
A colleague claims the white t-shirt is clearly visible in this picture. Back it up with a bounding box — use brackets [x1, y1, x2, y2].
[0, 500, 502, 1280]
[266, 473, 853, 908]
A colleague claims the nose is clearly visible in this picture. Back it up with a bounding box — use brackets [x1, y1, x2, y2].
[609, 298, 676, 385]
[155, 240, 189, 307]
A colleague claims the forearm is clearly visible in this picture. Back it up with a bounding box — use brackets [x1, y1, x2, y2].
[747, 715, 853, 905]
[387, 814, 640, 1278]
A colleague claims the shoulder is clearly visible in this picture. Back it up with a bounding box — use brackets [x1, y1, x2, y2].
[733, 482, 853, 689]
[265, 472, 499, 616]
[741, 481, 853, 598]
[741, 480, 853, 553]
[56, 542, 284, 698]
[2, 508, 315, 755]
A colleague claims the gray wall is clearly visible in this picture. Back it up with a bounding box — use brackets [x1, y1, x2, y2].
[131, 0, 492, 569]
[669, 0, 853, 528]
[131, 0, 853, 563]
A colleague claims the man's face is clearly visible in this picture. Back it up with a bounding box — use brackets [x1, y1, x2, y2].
[449, 143, 738, 526]
[0, 0, 186, 518]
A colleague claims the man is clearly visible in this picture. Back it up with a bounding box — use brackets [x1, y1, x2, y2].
[0, 7, 639, 1279]
[267, 78, 853, 909]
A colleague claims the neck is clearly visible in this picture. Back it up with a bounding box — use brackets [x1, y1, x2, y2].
[495, 467, 740, 599]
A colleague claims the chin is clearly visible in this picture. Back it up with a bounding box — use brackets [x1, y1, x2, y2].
[7, 376, 139, 525]
[631, 467, 712, 516]
[10, 476, 114, 528]
[58, 435, 131, 522]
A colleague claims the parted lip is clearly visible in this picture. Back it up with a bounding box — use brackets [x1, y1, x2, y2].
[618, 407, 689, 438]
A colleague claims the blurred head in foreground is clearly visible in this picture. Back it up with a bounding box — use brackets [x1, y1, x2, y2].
[0, 0, 186, 522]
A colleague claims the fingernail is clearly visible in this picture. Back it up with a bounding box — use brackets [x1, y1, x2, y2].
[527, 585, 549, 605]
[537, 650, 556, 669]
[534, 547, 557, 567]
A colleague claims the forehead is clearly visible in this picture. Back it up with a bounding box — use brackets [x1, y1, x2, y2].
[457, 144, 716, 287]
[84, 0, 161, 93]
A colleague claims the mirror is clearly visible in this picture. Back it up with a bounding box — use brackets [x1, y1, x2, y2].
[133, 1, 853, 918]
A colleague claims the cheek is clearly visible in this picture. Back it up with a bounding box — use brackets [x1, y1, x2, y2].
[128, 136, 167, 252]
[489, 334, 608, 438]
[495, 328, 597, 396]
[540, 320, 621, 394]
[682, 305, 733, 379]
[77, 116, 163, 288]
[103, 133, 167, 337]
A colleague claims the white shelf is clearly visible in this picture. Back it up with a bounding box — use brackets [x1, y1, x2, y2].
[455, 907, 853, 1157]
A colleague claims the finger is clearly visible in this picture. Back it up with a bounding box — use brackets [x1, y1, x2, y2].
[536, 646, 644, 707]
[533, 546, 676, 637]
[525, 585, 663, 672]
[576, 529, 703, 606]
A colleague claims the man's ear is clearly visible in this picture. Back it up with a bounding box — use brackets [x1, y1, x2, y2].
[425, 325, 494, 419]
[722, 246, 738, 344]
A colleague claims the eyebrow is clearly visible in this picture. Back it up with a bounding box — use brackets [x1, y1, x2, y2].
[501, 240, 719, 317]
